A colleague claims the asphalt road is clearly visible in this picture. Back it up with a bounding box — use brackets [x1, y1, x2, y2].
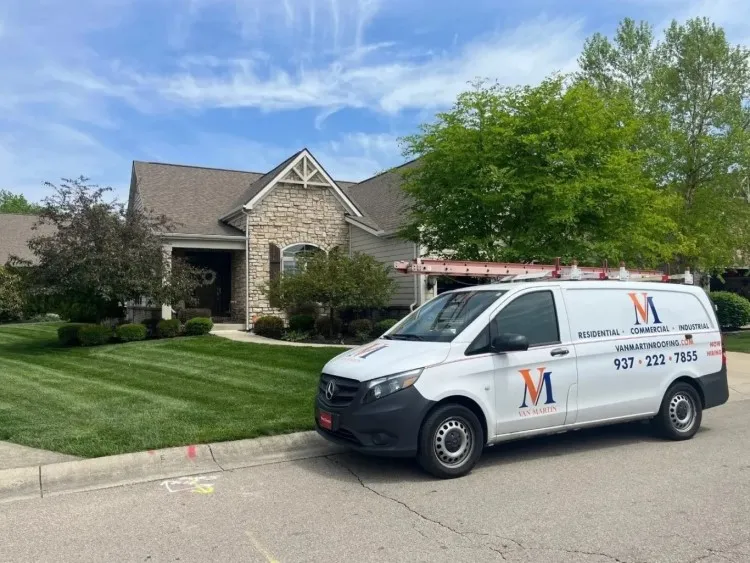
[1, 400, 749, 563]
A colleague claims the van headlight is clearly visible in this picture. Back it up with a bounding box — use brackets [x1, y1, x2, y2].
[362, 369, 423, 404]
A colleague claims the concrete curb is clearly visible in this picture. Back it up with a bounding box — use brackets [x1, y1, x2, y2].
[0, 431, 347, 503]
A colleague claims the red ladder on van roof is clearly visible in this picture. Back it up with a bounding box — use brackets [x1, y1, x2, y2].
[393, 258, 694, 285]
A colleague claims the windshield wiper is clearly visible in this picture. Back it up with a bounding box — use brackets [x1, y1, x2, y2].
[388, 334, 425, 341]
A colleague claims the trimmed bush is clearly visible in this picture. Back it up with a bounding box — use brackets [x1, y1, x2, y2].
[710, 291, 750, 330]
[57, 323, 87, 346]
[289, 302, 319, 317]
[316, 316, 343, 338]
[178, 308, 212, 323]
[78, 324, 112, 347]
[254, 315, 284, 339]
[185, 317, 213, 336]
[115, 323, 147, 343]
[348, 318, 373, 337]
[289, 314, 316, 333]
[142, 317, 161, 338]
[157, 318, 181, 338]
[282, 330, 312, 342]
[373, 318, 399, 337]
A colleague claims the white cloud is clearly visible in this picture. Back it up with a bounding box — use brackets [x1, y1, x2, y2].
[121, 15, 583, 117]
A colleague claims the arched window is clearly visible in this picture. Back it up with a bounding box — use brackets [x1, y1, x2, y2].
[282, 243, 322, 274]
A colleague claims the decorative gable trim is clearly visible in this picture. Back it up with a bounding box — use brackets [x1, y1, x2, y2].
[244, 150, 363, 217]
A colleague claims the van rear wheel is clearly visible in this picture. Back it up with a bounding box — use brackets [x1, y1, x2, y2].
[652, 382, 702, 440]
[417, 404, 483, 479]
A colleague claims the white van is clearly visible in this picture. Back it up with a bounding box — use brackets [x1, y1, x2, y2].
[315, 280, 729, 478]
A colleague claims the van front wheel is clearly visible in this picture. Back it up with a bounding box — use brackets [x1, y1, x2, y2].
[653, 382, 703, 440]
[417, 404, 483, 479]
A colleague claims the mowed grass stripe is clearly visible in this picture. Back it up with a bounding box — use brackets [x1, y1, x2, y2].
[0, 324, 343, 457]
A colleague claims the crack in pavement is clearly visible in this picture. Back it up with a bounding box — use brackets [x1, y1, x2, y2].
[326, 456, 468, 540]
[326, 455, 639, 563]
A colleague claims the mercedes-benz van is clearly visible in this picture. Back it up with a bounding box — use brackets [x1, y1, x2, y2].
[314, 280, 729, 478]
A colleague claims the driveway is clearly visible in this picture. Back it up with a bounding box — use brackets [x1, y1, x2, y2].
[1, 399, 748, 562]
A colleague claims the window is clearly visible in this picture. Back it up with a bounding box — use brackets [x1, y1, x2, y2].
[386, 290, 506, 343]
[281, 244, 321, 274]
[466, 291, 560, 355]
[492, 291, 559, 347]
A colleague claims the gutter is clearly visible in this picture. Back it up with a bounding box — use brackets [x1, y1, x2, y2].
[164, 233, 246, 241]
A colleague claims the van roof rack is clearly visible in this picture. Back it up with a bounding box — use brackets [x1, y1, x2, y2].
[393, 258, 694, 285]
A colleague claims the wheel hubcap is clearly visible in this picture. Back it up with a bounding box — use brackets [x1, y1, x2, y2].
[434, 417, 473, 468]
[669, 393, 696, 432]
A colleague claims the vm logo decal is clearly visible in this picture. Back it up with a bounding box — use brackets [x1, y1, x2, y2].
[628, 292, 662, 325]
[519, 367, 555, 409]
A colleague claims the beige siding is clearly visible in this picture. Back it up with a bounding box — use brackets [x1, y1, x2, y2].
[350, 225, 416, 307]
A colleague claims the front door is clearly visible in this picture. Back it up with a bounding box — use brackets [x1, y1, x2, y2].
[491, 287, 579, 435]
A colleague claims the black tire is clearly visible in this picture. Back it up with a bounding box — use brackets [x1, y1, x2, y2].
[652, 382, 703, 440]
[416, 404, 484, 479]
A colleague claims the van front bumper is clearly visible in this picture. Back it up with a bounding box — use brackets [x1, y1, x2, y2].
[315, 384, 435, 457]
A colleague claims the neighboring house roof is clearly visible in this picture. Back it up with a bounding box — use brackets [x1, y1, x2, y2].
[0, 214, 55, 265]
[345, 158, 421, 233]
[131, 156, 360, 237]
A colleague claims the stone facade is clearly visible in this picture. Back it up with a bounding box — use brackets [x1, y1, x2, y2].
[229, 248, 247, 323]
[246, 181, 349, 321]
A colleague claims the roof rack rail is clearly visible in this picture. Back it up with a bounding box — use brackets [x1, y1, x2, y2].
[393, 258, 693, 285]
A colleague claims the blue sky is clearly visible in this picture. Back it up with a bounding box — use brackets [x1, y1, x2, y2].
[2, 0, 749, 202]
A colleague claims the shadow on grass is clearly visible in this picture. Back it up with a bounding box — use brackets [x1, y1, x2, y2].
[303, 420, 713, 486]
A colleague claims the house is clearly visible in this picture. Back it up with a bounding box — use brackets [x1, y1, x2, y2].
[0, 213, 55, 265]
[128, 149, 433, 328]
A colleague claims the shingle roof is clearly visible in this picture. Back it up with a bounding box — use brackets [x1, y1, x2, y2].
[132, 162, 264, 236]
[0, 214, 56, 265]
[222, 150, 305, 218]
[132, 157, 359, 236]
[345, 158, 421, 233]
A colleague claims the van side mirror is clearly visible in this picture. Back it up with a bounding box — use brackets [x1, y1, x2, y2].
[491, 333, 529, 353]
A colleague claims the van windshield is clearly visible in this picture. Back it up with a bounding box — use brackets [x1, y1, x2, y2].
[384, 290, 507, 343]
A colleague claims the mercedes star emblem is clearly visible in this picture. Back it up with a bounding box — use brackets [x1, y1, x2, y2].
[325, 380, 336, 400]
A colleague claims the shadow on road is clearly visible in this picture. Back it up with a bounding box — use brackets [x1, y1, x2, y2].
[302, 420, 713, 485]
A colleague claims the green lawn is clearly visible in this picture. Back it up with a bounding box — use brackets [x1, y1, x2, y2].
[0, 323, 344, 457]
[723, 331, 750, 353]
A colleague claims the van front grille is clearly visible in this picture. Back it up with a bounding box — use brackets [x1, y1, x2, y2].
[318, 373, 360, 407]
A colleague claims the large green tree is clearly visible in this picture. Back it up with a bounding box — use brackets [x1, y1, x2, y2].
[0, 190, 41, 214]
[399, 75, 683, 267]
[17, 177, 210, 323]
[578, 17, 750, 273]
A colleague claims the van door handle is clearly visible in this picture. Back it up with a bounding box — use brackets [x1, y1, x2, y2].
[550, 348, 569, 357]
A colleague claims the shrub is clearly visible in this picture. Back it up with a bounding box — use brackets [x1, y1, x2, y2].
[710, 291, 750, 330]
[157, 318, 181, 338]
[373, 318, 399, 337]
[289, 314, 316, 333]
[141, 317, 161, 338]
[282, 330, 312, 342]
[115, 323, 147, 342]
[178, 308, 212, 323]
[254, 315, 284, 339]
[316, 316, 343, 338]
[57, 323, 87, 346]
[288, 302, 319, 317]
[185, 317, 213, 336]
[348, 318, 373, 337]
[77, 324, 112, 347]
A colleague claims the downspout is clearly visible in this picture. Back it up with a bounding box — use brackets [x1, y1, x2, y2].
[244, 210, 250, 331]
[410, 242, 420, 312]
